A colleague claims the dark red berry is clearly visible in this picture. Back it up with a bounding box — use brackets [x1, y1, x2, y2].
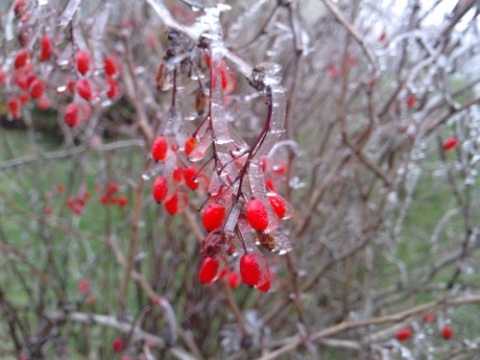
[112, 338, 125, 353]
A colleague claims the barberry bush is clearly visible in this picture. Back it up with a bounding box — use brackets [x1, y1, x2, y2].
[1, 0, 480, 359]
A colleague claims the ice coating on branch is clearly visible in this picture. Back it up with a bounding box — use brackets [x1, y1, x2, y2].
[224, 202, 241, 237]
[248, 160, 279, 233]
[227, 0, 269, 41]
[196, 4, 231, 39]
[188, 123, 212, 162]
[208, 171, 223, 198]
[91, 2, 111, 69]
[238, 218, 258, 253]
[217, 150, 240, 189]
[57, 44, 73, 68]
[72, 19, 87, 53]
[162, 152, 177, 183]
[267, 229, 292, 254]
[255, 74, 286, 158]
[164, 110, 182, 137]
[141, 162, 163, 181]
[58, 0, 81, 27]
[210, 52, 233, 145]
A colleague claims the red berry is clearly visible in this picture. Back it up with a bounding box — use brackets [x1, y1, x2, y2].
[422, 313, 435, 322]
[199, 257, 220, 283]
[268, 193, 286, 219]
[240, 253, 269, 287]
[8, 97, 21, 119]
[379, 32, 387, 42]
[106, 77, 120, 98]
[14, 72, 28, 90]
[184, 136, 197, 156]
[0, 68, 7, 85]
[256, 278, 271, 292]
[202, 203, 225, 231]
[273, 163, 286, 175]
[104, 57, 118, 76]
[396, 327, 412, 342]
[29, 79, 44, 98]
[112, 337, 125, 353]
[228, 271, 241, 288]
[172, 167, 183, 183]
[39, 35, 52, 61]
[14, 0, 26, 16]
[14, 50, 29, 69]
[78, 278, 90, 295]
[75, 50, 90, 75]
[76, 78, 93, 100]
[107, 183, 120, 193]
[151, 136, 168, 161]
[65, 103, 79, 127]
[265, 178, 277, 192]
[67, 80, 76, 94]
[118, 195, 128, 207]
[152, 176, 168, 203]
[38, 96, 50, 110]
[19, 93, 30, 103]
[443, 137, 458, 151]
[164, 192, 179, 215]
[441, 325, 453, 340]
[184, 166, 199, 190]
[406, 94, 416, 108]
[246, 199, 269, 231]
[219, 61, 236, 94]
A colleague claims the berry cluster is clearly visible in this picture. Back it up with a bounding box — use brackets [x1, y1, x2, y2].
[3, 40, 52, 119]
[66, 189, 91, 216]
[2, 4, 121, 126]
[64, 51, 121, 127]
[148, 38, 295, 292]
[396, 314, 454, 343]
[99, 183, 128, 208]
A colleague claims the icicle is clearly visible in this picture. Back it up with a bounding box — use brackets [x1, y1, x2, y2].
[164, 110, 182, 137]
[188, 129, 212, 162]
[91, 2, 111, 70]
[57, 0, 82, 27]
[237, 218, 258, 253]
[210, 50, 232, 145]
[255, 83, 287, 159]
[72, 15, 88, 52]
[224, 202, 241, 237]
